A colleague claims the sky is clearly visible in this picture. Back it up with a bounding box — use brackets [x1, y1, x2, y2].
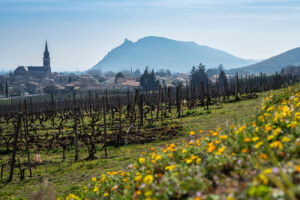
[0, 0, 300, 72]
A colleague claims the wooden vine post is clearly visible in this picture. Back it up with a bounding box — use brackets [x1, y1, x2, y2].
[51, 94, 55, 126]
[168, 87, 171, 113]
[74, 106, 79, 161]
[24, 100, 32, 177]
[130, 89, 139, 125]
[139, 94, 144, 127]
[201, 81, 205, 106]
[1, 164, 4, 180]
[74, 93, 79, 162]
[176, 86, 180, 117]
[236, 73, 240, 96]
[186, 82, 189, 109]
[8, 113, 22, 182]
[206, 80, 210, 110]
[118, 96, 122, 146]
[156, 84, 161, 119]
[224, 77, 228, 100]
[102, 96, 108, 158]
[88, 90, 92, 115]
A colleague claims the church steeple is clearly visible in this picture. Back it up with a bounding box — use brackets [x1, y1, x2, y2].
[45, 41, 48, 51]
[43, 41, 51, 76]
[43, 41, 50, 67]
[44, 41, 49, 59]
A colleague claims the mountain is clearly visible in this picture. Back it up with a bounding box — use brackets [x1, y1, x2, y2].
[90, 36, 258, 72]
[228, 47, 300, 74]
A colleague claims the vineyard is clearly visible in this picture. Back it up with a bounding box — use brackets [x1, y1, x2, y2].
[0, 73, 299, 199]
[65, 84, 300, 199]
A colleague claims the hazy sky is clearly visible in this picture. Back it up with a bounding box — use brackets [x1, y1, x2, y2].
[0, 0, 300, 72]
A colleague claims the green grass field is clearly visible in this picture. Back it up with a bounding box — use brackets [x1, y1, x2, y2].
[0, 91, 273, 199]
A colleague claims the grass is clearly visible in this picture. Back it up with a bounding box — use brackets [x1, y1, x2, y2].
[68, 85, 300, 199]
[0, 91, 273, 199]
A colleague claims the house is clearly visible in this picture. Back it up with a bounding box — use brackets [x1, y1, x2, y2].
[121, 80, 140, 92]
[25, 81, 40, 94]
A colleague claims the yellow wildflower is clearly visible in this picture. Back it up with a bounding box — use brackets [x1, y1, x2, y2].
[219, 135, 228, 140]
[143, 175, 154, 185]
[93, 186, 99, 192]
[273, 127, 281, 136]
[134, 175, 143, 181]
[252, 137, 259, 142]
[190, 131, 196, 136]
[165, 165, 176, 171]
[208, 144, 216, 153]
[295, 112, 300, 121]
[296, 165, 300, 173]
[255, 141, 264, 149]
[241, 148, 248, 153]
[270, 141, 283, 149]
[282, 137, 290, 142]
[258, 174, 268, 184]
[218, 146, 226, 153]
[155, 155, 162, 160]
[190, 155, 198, 160]
[289, 121, 297, 128]
[263, 168, 272, 174]
[259, 153, 268, 160]
[185, 159, 193, 164]
[139, 157, 145, 164]
[264, 124, 272, 133]
[267, 135, 275, 141]
[181, 149, 187, 154]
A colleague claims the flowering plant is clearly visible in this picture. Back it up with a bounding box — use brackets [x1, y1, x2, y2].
[66, 86, 300, 200]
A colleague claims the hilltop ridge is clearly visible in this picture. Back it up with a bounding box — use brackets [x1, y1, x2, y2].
[90, 36, 258, 72]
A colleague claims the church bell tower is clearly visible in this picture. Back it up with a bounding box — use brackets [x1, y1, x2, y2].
[43, 41, 51, 75]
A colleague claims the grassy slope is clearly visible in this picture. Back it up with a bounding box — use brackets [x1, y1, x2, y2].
[0, 91, 271, 199]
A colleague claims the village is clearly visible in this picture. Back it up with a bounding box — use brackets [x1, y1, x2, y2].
[0, 42, 190, 98]
[0, 67, 190, 97]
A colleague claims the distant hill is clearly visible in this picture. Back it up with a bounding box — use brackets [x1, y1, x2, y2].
[228, 47, 300, 74]
[90, 36, 258, 72]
